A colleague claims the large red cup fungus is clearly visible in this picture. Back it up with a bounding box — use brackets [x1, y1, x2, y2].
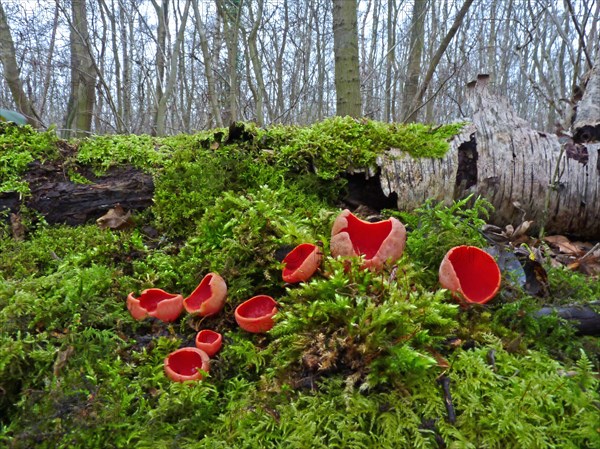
[282, 243, 323, 283]
[439, 245, 501, 305]
[183, 272, 227, 316]
[330, 209, 406, 270]
[127, 288, 183, 322]
[235, 295, 278, 333]
[195, 329, 223, 357]
[164, 347, 210, 382]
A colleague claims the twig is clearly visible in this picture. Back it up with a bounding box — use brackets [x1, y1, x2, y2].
[437, 374, 456, 424]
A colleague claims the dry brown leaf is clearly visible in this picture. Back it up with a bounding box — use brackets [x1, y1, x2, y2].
[53, 345, 75, 377]
[10, 213, 25, 240]
[512, 220, 534, 239]
[543, 235, 583, 255]
[96, 205, 134, 230]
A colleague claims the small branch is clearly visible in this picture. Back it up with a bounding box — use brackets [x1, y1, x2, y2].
[437, 374, 456, 424]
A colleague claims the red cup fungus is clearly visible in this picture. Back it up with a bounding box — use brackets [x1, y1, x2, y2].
[164, 347, 210, 382]
[439, 245, 501, 305]
[195, 329, 223, 357]
[330, 209, 406, 270]
[127, 288, 183, 322]
[282, 243, 323, 283]
[235, 295, 278, 333]
[183, 272, 227, 317]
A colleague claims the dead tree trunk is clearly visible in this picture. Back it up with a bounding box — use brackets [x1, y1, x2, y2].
[573, 51, 600, 143]
[378, 74, 600, 239]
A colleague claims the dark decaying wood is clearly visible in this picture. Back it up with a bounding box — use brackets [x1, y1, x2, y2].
[0, 161, 154, 225]
[378, 72, 600, 239]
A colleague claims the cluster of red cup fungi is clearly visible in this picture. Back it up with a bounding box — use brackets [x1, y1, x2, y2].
[127, 271, 282, 382]
[128, 209, 502, 382]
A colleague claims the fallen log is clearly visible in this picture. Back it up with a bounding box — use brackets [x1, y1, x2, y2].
[378, 74, 600, 239]
[0, 160, 154, 226]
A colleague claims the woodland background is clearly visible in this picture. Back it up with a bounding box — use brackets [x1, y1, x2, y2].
[0, 0, 599, 137]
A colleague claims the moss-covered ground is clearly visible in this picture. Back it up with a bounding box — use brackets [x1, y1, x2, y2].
[0, 118, 598, 448]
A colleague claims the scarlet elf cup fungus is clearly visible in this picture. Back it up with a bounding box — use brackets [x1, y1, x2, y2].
[164, 347, 210, 382]
[282, 243, 323, 283]
[439, 245, 501, 305]
[127, 288, 183, 322]
[330, 209, 406, 270]
[235, 295, 278, 333]
[183, 272, 227, 317]
[195, 329, 223, 357]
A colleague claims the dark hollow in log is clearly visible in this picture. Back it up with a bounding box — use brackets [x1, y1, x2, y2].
[573, 52, 600, 143]
[0, 161, 154, 226]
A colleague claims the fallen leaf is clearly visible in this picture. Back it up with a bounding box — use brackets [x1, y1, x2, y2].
[53, 345, 75, 377]
[96, 205, 134, 230]
[544, 235, 583, 256]
[10, 213, 25, 240]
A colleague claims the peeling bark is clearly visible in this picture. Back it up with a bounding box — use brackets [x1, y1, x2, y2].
[379, 75, 600, 238]
[573, 52, 600, 143]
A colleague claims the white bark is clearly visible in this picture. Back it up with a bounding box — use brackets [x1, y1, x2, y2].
[378, 75, 600, 238]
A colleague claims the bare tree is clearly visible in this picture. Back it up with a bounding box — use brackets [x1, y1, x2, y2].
[216, 0, 243, 124]
[154, 0, 190, 136]
[64, 0, 96, 137]
[0, 1, 41, 127]
[402, 0, 474, 123]
[192, 0, 223, 128]
[401, 0, 427, 122]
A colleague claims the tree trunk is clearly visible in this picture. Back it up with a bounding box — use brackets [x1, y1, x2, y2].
[151, 0, 168, 136]
[155, 0, 190, 136]
[332, 0, 361, 118]
[216, 0, 243, 124]
[246, 0, 272, 126]
[378, 74, 600, 238]
[0, 2, 42, 128]
[403, 0, 474, 123]
[400, 0, 427, 123]
[192, 0, 223, 128]
[64, 0, 96, 138]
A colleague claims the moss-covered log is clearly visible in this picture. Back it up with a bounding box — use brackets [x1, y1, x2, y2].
[0, 161, 153, 225]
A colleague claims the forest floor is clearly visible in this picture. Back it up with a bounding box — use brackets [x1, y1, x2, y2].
[0, 119, 599, 449]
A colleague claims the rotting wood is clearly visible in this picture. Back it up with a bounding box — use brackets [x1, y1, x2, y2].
[378, 74, 600, 239]
[0, 161, 154, 226]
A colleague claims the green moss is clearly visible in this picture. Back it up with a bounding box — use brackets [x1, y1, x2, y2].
[76, 134, 167, 174]
[262, 117, 464, 180]
[0, 123, 58, 194]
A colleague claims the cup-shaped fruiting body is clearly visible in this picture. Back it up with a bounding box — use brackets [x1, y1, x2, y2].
[183, 272, 227, 317]
[127, 288, 183, 322]
[439, 245, 501, 305]
[282, 243, 323, 283]
[164, 347, 210, 382]
[330, 209, 406, 270]
[235, 295, 278, 333]
[195, 329, 223, 357]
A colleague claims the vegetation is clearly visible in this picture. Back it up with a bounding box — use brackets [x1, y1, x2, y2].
[0, 121, 598, 448]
